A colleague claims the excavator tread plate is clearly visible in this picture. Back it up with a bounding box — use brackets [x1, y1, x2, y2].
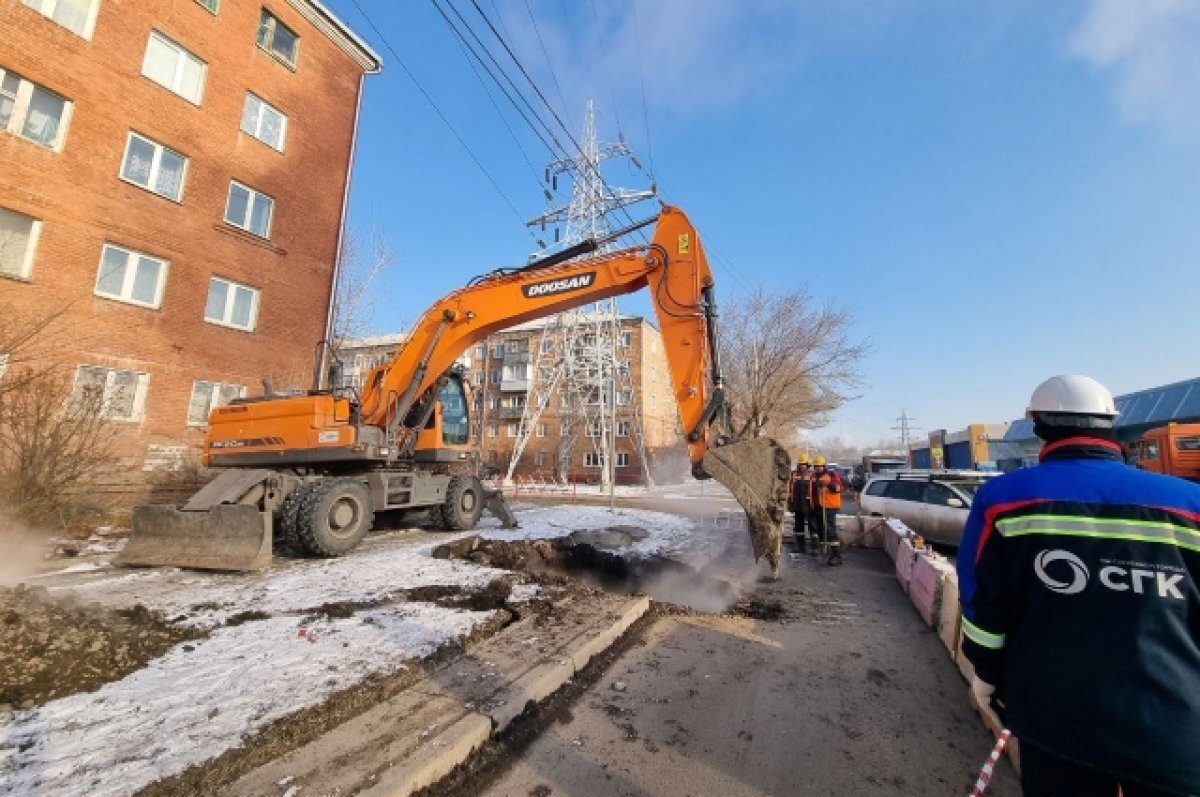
[117, 504, 273, 572]
[182, 468, 276, 511]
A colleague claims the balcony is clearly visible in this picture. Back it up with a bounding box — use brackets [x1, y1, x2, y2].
[500, 379, 530, 392]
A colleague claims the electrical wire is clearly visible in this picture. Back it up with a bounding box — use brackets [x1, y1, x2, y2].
[589, 0, 625, 140]
[631, 0, 656, 179]
[524, 0, 573, 134]
[346, 0, 536, 240]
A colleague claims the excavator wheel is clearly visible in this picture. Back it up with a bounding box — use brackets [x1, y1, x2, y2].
[295, 478, 375, 557]
[275, 481, 316, 552]
[440, 475, 484, 531]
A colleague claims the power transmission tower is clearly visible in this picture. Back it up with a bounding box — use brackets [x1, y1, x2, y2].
[506, 100, 656, 489]
[893, 409, 920, 459]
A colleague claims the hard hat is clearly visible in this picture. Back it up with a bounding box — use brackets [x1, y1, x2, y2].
[814, 455, 826, 467]
[1026, 374, 1118, 428]
[798, 454, 810, 465]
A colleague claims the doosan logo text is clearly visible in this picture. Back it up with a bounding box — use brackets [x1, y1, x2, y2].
[522, 272, 596, 298]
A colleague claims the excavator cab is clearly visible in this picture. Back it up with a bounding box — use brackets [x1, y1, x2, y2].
[412, 373, 475, 465]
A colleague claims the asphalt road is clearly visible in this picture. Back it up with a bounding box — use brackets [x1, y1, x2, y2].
[477, 534, 1019, 797]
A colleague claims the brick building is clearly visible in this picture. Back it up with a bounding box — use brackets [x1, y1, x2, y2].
[338, 315, 684, 486]
[0, 0, 380, 472]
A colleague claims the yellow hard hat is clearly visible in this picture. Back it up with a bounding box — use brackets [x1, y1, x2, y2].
[814, 455, 827, 467]
[798, 454, 810, 465]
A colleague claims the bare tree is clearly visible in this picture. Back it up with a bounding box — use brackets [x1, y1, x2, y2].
[331, 230, 394, 349]
[720, 286, 866, 441]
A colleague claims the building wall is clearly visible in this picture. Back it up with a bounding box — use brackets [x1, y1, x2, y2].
[0, 0, 374, 471]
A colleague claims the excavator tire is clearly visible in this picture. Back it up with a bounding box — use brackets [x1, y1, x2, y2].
[295, 477, 375, 557]
[275, 481, 315, 552]
[440, 475, 484, 531]
[701, 437, 792, 578]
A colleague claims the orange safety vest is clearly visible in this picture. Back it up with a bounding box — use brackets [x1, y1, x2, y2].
[816, 470, 842, 510]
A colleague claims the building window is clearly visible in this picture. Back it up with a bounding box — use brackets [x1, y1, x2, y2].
[616, 453, 629, 468]
[617, 421, 630, 437]
[560, 422, 569, 436]
[487, 425, 498, 438]
[586, 422, 601, 438]
[0, 69, 71, 150]
[534, 452, 546, 467]
[491, 344, 504, 357]
[142, 31, 206, 104]
[584, 452, 601, 468]
[539, 367, 553, 381]
[240, 92, 287, 151]
[224, 181, 273, 238]
[506, 339, 528, 354]
[560, 394, 571, 408]
[536, 423, 546, 438]
[490, 370, 501, 384]
[73, 365, 149, 422]
[473, 372, 483, 386]
[489, 395, 500, 410]
[474, 344, 486, 359]
[617, 361, 629, 376]
[620, 331, 631, 347]
[617, 390, 632, 406]
[205, 276, 259, 331]
[507, 423, 519, 437]
[195, 0, 218, 12]
[120, 132, 187, 201]
[22, 0, 98, 38]
[256, 9, 299, 66]
[487, 450, 497, 464]
[0, 207, 41, 280]
[187, 380, 243, 425]
[94, 244, 168, 308]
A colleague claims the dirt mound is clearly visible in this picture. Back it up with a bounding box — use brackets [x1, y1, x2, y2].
[0, 584, 205, 708]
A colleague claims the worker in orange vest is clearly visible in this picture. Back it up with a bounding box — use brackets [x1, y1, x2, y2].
[813, 456, 844, 566]
[788, 454, 814, 553]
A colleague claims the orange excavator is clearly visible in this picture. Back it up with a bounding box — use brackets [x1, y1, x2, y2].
[118, 206, 791, 573]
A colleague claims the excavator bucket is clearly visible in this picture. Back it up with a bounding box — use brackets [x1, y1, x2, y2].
[702, 437, 792, 578]
[118, 505, 273, 571]
[116, 469, 277, 572]
[483, 487, 519, 529]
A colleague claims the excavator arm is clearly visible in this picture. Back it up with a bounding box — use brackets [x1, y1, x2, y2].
[362, 206, 725, 470]
[363, 206, 791, 571]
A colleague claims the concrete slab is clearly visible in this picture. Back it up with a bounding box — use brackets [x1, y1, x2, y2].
[224, 590, 650, 797]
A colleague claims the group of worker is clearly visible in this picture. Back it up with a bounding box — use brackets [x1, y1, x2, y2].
[786, 454, 843, 566]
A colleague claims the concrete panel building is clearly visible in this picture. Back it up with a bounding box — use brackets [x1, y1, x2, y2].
[0, 0, 380, 474]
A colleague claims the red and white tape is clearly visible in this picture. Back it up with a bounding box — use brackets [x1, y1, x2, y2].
[968, 729, 1012, 797]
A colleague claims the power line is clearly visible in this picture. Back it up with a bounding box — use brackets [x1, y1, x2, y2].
[588, 0, 625, 140]
[523, 0, 573, 134]
[630, 0, 656, 178]
[346, 0, 536, 238]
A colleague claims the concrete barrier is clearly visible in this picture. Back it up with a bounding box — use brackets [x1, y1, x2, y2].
[895, 537, 918, 595]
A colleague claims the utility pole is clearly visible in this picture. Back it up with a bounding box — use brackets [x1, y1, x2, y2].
[893, 409, 919, 466]
[506, 100, 656, 495]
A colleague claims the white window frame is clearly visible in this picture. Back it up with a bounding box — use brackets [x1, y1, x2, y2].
[536, 423, 546, 438]
[534, 452, 546, 467]
[204, 276, 260, 332]
[72, 365, 149, 422]
[586, 422, 601, 438]
[617, 421, 630, 438]
[224, 180, 274, 238]
[620, 331, 632, 347]
[187, 379, 244, 426]
[507, 422, 519, 438]
[240, 92, 287, 151]
[120, 132, 188, 202]
[490, 370, 501, 384]
[491, 344, 504, 357]
[142, 31, 207, 105]
[584, 452, 602, 468]
[0, 207, 42, 280]
[616, 452, 629, 468]
[93, 243, 169, 309]
[22, 0, 100, 39]
[0, 68, 72, 151]
[487, 425, 498, 438]
[257, 9, 300, 67]
[560, 422, 569, 436]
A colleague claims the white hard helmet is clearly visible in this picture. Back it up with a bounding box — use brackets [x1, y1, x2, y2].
[1026, 375, 1118, 428]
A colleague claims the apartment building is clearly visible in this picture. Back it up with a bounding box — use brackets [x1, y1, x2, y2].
[0, 0, 380, 472]
[338, 314, 683, 486]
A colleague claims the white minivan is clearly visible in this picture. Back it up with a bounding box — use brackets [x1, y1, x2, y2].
[858, 471, 995, 547]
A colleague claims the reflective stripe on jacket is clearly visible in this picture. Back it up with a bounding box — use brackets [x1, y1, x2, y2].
[956, 438, 1200, 794]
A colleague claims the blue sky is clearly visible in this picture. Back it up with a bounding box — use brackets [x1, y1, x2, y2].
[325, 0, 1200, 448]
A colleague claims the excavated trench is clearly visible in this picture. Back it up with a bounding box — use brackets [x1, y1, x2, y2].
[433, 530, 744, 614]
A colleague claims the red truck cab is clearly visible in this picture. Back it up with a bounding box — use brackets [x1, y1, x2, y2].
[1136, 422, 1200, 483]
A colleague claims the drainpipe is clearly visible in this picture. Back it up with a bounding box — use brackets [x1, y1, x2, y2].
[317, 69, 368, 390]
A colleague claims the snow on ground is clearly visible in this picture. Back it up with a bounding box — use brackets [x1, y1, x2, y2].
[2, 502, 710, 797]
[0, 604, 493, 797]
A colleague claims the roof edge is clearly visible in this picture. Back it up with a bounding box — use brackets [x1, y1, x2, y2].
[286, 0, 383, 73]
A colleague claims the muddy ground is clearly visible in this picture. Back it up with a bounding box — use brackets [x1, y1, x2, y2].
[0, 585, 204, 709]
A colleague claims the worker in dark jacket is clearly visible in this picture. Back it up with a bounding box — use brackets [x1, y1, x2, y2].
[788, 455, 813, 553]
[958, 374, 1200, 797]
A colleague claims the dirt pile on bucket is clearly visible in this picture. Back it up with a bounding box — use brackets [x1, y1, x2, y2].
[0, 584, 205, 708]
[701, 437, 792, 577]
